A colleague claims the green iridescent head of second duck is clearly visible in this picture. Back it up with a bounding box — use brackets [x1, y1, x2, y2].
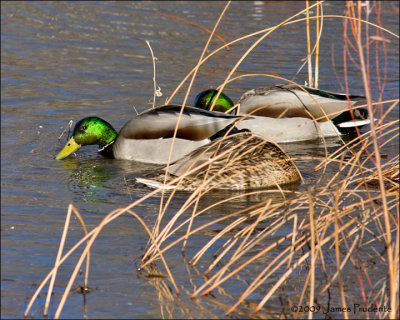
[194, 89, 235, 114]
[56, 117, 117, 160]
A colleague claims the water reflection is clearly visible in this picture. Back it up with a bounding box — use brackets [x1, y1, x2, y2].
[63, 159, 114, 203]
[59, 156, 162, 204]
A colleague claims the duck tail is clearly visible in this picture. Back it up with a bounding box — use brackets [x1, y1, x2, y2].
[332, 108, 372, 132]
[136, 177, 176, 190]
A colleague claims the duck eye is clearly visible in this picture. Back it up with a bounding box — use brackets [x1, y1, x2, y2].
[80, 125, 88, 132]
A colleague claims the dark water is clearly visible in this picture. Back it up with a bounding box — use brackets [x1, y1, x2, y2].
[1, 1, 398, 319]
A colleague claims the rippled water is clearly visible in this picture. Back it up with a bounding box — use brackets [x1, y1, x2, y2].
[1, 1, 399, 319]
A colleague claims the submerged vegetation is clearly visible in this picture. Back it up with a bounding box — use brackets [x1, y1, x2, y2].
[25, 1, 398, 319]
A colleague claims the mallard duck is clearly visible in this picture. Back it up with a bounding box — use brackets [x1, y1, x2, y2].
[56, 105, 247, 164]
[136, 131, 301, 191]
[194, 85, 369, 143]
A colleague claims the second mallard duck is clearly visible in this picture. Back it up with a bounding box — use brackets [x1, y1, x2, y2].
[194, 85, 370, 143]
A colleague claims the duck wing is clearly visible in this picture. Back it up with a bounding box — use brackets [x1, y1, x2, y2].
[119, 105, 245, 141]
[239, 84, 365, 120]
[165, 132, 301, 189]
[279, 84, 365, 101]
[166, 132, 261, 177]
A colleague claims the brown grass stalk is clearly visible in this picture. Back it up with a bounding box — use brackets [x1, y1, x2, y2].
[153, 1, 231, 250]
[314, 2, 322, 89]
[308, 191, 316, 320]
[155, 11, 230, 51]
[333, 198, 349, 320]
[145, 40, 158, 109]
[347, 4, 397, 314]
[53, 207, 175, 319]
[306, 0, 313, 87]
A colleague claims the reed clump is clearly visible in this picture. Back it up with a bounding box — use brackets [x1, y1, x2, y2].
[25, 1, 398, 319]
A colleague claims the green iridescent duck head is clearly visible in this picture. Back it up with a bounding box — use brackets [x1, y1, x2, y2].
[194, 89, 235, 114]
[56, 117, 118, 160]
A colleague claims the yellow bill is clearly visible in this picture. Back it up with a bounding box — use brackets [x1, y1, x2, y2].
[56, 137, 81, 160]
